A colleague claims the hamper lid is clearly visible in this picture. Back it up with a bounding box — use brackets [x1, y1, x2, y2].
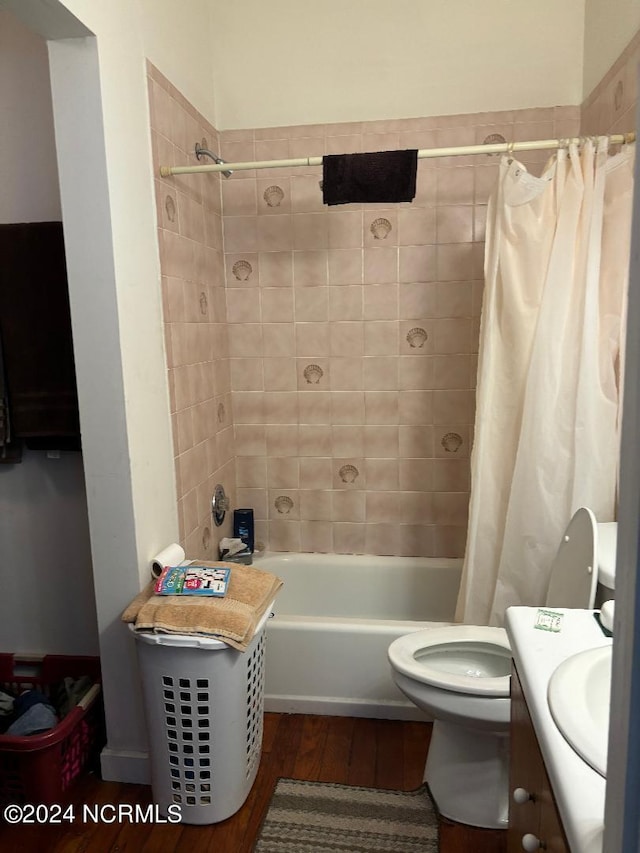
[128, 599, 275, 648]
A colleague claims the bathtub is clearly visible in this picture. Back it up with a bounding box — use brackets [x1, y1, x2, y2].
[254, 552, 462, 721]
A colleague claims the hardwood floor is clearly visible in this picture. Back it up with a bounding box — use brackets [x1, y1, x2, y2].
[0, 713, 506, 853]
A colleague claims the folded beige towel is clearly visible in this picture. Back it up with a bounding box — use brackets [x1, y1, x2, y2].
[121, 561, 283, 652]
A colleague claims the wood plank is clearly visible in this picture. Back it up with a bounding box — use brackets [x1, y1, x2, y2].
[402, 720, 431, 790]
[103, 784, 170, 853]
[0, 713, 508, 853]
[138, 820, 185, 853]
[374, 718, 405, 790]
[54, 780, 147, 853]
[201, 749, 274, 853]
[201, 715, 290, 853]
[270, 712, 305, 779]
[440, 816, 508, 853]
[261, 712, 280, 754]
[235, 713, 305, 850]
[346, 717, 378, 787]
[56, 774, 114, 853]
[318, 715, 356, 783]
[291, 715, 329, 780]
[172, 824, 216, 853]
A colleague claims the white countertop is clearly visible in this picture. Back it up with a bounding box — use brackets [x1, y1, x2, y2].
[506, 607, 611, 853]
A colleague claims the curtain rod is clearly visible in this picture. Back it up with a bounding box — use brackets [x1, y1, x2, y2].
[159, 133, 635, 177]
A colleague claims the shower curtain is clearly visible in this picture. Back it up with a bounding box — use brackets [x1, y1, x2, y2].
[456, 138, 635, 626]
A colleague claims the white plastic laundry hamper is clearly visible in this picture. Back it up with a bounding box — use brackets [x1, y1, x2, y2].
[132, 607, 271, 825]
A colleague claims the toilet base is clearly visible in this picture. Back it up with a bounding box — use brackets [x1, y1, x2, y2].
[425, 719, 509, 830]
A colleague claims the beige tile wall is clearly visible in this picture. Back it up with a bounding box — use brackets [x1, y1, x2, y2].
[148, 62, 236, 559]
[221, 106, 580, 557]
[149, 40, 639, 561]
[582, 28, 639, 136]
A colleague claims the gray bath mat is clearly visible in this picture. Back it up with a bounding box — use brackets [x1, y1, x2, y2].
[254, 777, 439, 852]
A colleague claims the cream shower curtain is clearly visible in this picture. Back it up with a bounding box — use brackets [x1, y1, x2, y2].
[456, 138, 635, 626]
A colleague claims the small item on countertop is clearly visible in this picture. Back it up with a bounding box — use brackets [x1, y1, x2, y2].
[534, 608, 564, 632]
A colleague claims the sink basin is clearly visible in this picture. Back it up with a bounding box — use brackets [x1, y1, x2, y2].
[547, 644, 612, 777]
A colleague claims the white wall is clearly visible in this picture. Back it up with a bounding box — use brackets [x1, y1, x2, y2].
[0, 0, 203, 780]
[210, 0, 585, 130]
[139, 0, 217, 123]
[584, 0, 640, 98]
[0, 10, 98, 657]
[0, 11, 62, 221]
[0, 451, 98, 655]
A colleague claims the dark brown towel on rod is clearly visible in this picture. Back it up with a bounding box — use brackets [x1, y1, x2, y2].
[0, 222, 80, 442]
[322, 149, 418, 205]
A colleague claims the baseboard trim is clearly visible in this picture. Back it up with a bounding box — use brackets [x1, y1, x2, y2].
[100, 748, 150, 784]
[264, 694, 431, 722]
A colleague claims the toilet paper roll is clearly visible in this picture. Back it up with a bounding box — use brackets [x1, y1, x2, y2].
[150, 543, 186, 579]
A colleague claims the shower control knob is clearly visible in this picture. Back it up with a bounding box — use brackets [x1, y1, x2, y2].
[521, 833, 544, 851]
[211, 483, 230, 526]
[513, 787, 532, 804]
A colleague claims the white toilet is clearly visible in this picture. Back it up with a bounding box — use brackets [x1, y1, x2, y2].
[388, 507, 616, 830]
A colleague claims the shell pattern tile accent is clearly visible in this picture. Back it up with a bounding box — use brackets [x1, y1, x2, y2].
[217, 401, 226, 424]
[165, 195, 176, 222]
[406, 327, 428, 349]
[338, 464, 359, 484]
[303, 364, 324, 384]
[275, 495, 294, 515]
[370, 217, 392, 240]
[199, 291, 208, 315]
[441, 432, 463, 453]
[482, 133, 507, 156]
[232, 259, 253, 281]
[263, 185, 285, 208]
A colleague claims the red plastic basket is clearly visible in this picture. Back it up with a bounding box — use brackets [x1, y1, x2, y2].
[0, 654, 102, 805]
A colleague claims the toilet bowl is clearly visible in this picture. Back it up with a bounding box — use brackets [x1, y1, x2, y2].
[388, 507, 616, 830]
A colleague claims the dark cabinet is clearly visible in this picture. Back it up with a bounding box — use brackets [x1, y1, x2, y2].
[508, 662, 569, 853]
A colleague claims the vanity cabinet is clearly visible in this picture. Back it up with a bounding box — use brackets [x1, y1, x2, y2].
[509, 662, 569, 853]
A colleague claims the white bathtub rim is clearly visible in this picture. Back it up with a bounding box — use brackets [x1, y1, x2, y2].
[255, 550, 463, 570]
[267, 616, 454, 634]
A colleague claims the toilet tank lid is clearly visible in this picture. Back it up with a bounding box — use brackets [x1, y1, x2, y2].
[597, 522, 617, 589]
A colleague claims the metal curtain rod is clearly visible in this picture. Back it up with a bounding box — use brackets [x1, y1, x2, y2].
[159, 132, 636, 177]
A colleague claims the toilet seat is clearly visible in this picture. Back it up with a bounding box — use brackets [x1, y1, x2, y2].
[389, 507, 599, 703]
[545, 507, 599, 608]
[386, 506, 602, 830]
[388, 626, 511, 697]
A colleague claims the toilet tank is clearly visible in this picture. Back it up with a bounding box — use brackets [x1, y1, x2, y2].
[595, 522, 617, 607]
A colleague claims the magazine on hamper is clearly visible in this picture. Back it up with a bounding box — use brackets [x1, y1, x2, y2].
[154, 564, 231, 596]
